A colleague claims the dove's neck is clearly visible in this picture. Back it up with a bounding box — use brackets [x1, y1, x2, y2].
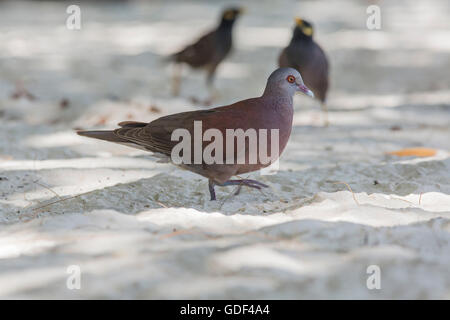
[261, 88, 294, 128]
[261, 87, 294, 148]
[262, 86, 294, 107]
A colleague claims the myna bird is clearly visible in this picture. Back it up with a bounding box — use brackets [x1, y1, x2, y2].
[78, 68, 314, 201]
[169, 7, 244, 98]
[279, 18, 330, 125]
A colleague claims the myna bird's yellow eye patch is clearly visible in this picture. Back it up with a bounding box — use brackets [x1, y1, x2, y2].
[302, 26, 313, 36]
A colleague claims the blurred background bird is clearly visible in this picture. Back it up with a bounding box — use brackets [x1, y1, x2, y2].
[279, 17, 330, 125]
[168, 7, 244, 101]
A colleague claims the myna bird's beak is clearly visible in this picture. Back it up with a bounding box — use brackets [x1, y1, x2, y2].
[295, 17, 303, 26]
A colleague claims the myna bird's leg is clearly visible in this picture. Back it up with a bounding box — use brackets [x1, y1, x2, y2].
[207, 85, 220, 104]
[172, 63, 182, 96]
[320, 102, 329, 127]
[208, 179, 217, 201]
[205, 66, 220, 104]
[206, 65, 217, 87]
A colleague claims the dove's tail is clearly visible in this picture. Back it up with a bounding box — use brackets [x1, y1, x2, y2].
[77, 129, 152, 152]
[76, 130, 128, 143]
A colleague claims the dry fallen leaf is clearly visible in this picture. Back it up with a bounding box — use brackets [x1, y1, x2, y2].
[148, 105, 161, 113]
[387, 147, 437, 157]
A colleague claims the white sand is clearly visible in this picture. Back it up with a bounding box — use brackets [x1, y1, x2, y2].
[0, 0, 449, 299]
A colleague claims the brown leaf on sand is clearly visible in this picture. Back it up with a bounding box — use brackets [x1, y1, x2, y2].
[387, 147, 437, 157]
[148, 105, 161, 113]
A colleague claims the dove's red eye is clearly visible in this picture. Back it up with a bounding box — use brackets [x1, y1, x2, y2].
[286, 75, 295, 83]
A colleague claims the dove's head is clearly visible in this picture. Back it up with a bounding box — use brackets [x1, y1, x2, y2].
[264, 68, 314, 98]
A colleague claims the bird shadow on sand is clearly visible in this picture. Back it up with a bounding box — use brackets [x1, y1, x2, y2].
[5, 153, 447, 224]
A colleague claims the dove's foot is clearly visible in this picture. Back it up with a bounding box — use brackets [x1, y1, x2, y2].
[208, 179, 269, 200]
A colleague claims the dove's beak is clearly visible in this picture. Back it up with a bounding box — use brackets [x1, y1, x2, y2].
[296, 83, 314, 98]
